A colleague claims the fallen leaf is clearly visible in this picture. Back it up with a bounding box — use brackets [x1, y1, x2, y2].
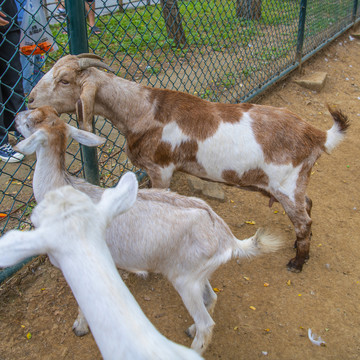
[249, 306, 256, 311]
[244, 276, 250, 281]
[287, 280, 291, 286]
[213, 288, 223, 293]
[264, 282, 270, 287]
[26, 332, 32, 340]
[245, 220, 256, 225]
[0, 213, 7, 218]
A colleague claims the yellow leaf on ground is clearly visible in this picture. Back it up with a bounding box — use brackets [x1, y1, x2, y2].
[249, 306, 256, 311]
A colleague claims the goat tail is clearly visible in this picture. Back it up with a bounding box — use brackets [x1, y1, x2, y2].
[232, 228, 283, 260]
[324, 105, 350, 154]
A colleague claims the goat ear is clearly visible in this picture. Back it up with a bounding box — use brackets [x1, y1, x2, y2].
[98, 172, 138, 223]
[66, 124, 105, 147]
[0, 230, 46, 268]
[77, 81, 96, 133]
[13, 129, 47, 155]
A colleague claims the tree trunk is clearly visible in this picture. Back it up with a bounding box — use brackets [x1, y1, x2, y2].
[118, 0, 124, 13]
[236, 0, 262, 20]
[160, 0, 186, 47]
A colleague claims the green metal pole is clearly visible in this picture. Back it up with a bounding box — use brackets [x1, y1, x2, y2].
[353, 0, 359, 23]
[296, 0, 307, 68]
[64, 0, 101, 185]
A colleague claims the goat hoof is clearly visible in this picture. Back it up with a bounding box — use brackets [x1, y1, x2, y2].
[72, 321, 89, 337]
[185, 324, 196, 339]
[286, 258, 303, 272]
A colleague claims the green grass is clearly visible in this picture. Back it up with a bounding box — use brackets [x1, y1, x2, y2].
[46, 0, 355, 76]
[49, 0, 301, 62]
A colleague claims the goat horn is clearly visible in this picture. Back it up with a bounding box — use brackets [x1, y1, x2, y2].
[78, 58, 116, 73]
[76, 53, 103, 60]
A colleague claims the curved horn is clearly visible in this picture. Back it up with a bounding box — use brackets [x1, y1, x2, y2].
[76, 53, 103, 60]
[78, 58, 116, 73]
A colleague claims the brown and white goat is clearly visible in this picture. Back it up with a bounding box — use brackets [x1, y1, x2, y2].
[14, 106, 282, 355]
[27, 54, 350, 271]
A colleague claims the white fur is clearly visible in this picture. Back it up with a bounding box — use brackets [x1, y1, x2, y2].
[162, 122, 190, 150]
[325, 122, 346, 153]
[0, 176, 202, 360]
[196, 115, 264, 180]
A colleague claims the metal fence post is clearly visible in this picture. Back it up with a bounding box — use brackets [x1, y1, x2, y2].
[64, 0, 101, 185]
[296, 0, 307, 70]
[353, 0, 359, 23]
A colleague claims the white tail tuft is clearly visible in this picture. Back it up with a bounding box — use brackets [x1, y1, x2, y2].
[232, 228, 283, 259]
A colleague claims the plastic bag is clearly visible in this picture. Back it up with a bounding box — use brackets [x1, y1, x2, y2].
[20, 0, 58, 55]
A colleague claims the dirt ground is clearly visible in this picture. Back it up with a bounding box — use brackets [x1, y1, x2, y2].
[1, 29, 360, 360]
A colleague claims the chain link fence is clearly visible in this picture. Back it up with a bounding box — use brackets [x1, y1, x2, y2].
[0, 0, 359, 246]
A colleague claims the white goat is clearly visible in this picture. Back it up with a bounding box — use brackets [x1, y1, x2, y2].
[0, 176, 203, 360]
[14, 106, 282, 354]
[27, 54, 350, 272]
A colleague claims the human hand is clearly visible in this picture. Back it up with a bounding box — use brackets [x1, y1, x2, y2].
[0, 11, 9, 26]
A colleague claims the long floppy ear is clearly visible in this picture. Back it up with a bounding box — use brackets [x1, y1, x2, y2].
[0, 229, 46, 268]
[13, 129, 48, 155]
[98, 172, 138, 225]
[76, 81, 97, 132]
[65, 124, 106, 147]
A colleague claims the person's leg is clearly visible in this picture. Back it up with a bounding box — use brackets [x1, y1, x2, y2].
[0, 30, 26, 161]
[86, 1, 100, 34]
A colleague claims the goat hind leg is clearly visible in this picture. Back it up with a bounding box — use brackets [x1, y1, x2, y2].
[287, 212, 312, 272]
[72, 307, 90, 336]
[294, 196, 313, 251]
[174, 278, 215, 354]
[276, 193, 312, 272]
[186, 279, 217, 339]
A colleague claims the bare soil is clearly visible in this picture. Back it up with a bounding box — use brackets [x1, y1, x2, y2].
[1, 30, 360, 360]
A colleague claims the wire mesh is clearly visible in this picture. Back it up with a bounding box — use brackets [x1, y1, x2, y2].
[0, 0, 359, 241]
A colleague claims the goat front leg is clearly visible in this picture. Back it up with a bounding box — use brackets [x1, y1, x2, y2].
[147, 164, 175, 189]
[72, 307, 90, 336]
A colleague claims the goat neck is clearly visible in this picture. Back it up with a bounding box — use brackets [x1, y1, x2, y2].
[92, 71, 154, 136]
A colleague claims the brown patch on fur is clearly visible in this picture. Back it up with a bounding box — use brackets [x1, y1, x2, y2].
[126, 127, 163, 167]
[29, 107, 67, 172]
[153, 139, 207, 176]
[148, 89, 251, 141]
[215, 102, 253, 124]
[154, 142, 172, 166]
[222, 168, 269, 187]
[251, 105, 326, 166]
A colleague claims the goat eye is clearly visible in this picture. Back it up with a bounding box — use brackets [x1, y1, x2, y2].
[59, 79, 69, 85]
